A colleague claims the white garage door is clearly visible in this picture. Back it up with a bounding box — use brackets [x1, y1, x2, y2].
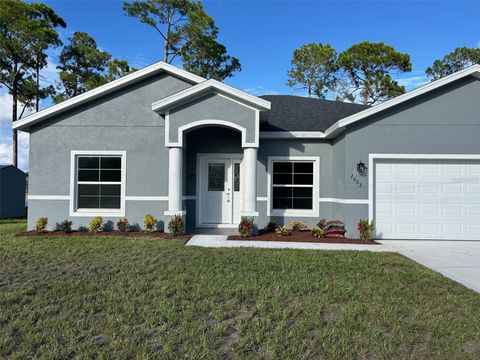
[374, 159, 480, 240]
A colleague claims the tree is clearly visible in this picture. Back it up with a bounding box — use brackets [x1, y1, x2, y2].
[104, 59, 136, 82]
[286, 43, 338, 98]
[54, 32, 111, 103]
[426, 47, 480, 80]
[0, 0, 66, 167]
[123, 0, 240, 80]
[182, 34, 240, 80]
[338, 41, 412, 105]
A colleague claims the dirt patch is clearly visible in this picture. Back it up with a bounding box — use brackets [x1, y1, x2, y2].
[228, 231, 379, 244]
[462, 339, 480, 353]
[16, 230, 191, 240]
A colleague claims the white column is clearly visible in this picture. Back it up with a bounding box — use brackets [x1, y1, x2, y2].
[242, 147, 258, 216]
[165, 146, 184, 215]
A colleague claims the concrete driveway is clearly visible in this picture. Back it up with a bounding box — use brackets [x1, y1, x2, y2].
[379, 240, 480, 293]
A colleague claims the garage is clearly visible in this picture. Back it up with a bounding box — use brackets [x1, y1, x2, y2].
[372, 156, 480, 240]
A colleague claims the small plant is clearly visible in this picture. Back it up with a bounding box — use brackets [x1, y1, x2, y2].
[35, 217, 48, 232]
[358, 219, 375, 241]
[168, 214, 184, 236]
[88, 216, 103, 233]
[275, 226, 291, 236]
[144, 214, 157, 232]
[311, 226, 325, 238]
[58, 219, 73, 233]
[116, 218, 129, 232]
[265, 219, 277, 233]
[291, 220, 308, 232]
[238, 217, 255, 238]
[317, 218, 327, 229]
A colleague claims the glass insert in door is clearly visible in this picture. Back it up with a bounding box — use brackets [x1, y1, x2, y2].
[208, 163, 225, 191]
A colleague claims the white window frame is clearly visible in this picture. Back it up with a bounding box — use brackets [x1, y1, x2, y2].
[69, 150, 126, 217]
[267, 156, 320, 217]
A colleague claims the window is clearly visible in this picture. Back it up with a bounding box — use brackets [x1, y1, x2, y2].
[71, 151, 125, 216]
[268, 157, 319, 217]
[208, 163, 225, 191]
[234, 163, 240, 192]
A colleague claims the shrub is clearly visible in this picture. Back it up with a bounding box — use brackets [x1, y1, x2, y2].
[116, 218, 129, 232]
[291, 220, 308, 232]
[358, 219, 375, 241]
[58, 219, 73, 233]
[168, 214, 184, 236]
[35, 217, 48, 232]
[88, 216, 103, 233]
[144, 214, 157, 232]
[317, 218, 327, 229]
[265, 220, 277, 233]
[276, 226, 291, 236]
[311, 226, 325, 238]
[238, 217, 255, 238]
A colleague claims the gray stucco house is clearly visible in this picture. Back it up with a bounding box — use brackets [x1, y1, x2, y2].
[13, 62, 480, 240]
[0, 165, 27, 219]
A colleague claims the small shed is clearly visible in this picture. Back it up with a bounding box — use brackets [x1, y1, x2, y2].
[0, 165, 27, 219]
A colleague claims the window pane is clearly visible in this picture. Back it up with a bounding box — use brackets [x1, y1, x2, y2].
[100, 196, 121, 209]
[272, 197, 292, 209]
[100, 184, 121, 196]
[273, 173, 292, 185]
[78, 184, 100, 196]
[78, 157, 99, 169]
[273, 187, 292, 198]
[78, 169, 99, 182]
[78, 196, 100, 209]
[101, 157, 121, 169]
[294, 162, 313, 174]
[100, 170, 121, 182]
[294, 173, 313, 185]
[234, 163, 240, 192]
[208, 163, 225, 191]
[293, 187, 313, 197]
[273, 162, 292, 173]
[293, 198, 312, 209]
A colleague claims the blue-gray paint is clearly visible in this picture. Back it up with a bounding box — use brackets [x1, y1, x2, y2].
[0, 165, 27, 219]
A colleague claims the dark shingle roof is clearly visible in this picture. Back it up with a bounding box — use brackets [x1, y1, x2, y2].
[260, 95, 369, 132]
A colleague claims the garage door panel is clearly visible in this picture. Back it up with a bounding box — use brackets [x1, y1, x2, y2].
[374, 159, 480, 240]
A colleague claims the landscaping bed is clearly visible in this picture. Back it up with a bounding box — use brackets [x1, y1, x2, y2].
[228, 231, 379, 244]
[16, 230, 191, 240]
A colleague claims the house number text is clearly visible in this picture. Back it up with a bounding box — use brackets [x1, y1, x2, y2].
[350, 173, 362, 188]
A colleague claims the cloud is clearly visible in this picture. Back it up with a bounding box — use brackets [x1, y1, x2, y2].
[0, 131, 29, 171]
[396, 75, 429, 91]
[241, 85, 281, 96]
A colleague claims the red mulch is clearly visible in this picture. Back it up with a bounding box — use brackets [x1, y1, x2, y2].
[15, 230, 191, 240]
[228, 231, 379, 244]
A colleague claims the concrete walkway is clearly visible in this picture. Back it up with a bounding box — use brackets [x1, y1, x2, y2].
[187, 236, 480, 293]
[186, 235, 391, 252]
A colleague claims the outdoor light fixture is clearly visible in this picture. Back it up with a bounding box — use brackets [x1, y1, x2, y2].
[356, 161, 368, 177]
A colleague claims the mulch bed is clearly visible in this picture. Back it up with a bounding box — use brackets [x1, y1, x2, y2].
[228, 231, 379, 244]
[16, 230, 191, 240]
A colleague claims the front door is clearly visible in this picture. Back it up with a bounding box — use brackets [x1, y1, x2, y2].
[198, 155, 242, 227]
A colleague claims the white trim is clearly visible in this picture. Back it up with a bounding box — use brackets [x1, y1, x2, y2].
[319, 197, 369, 204]
[166, 119, 258, 148]
[28, 195, 69, 200]
[267, 156, 320, 217]
[151, 79, 271, 113]
[260, 131, 326, 139]
[13, 62, 205, 131]
[257, 196, 268, 201]
[196, 153, 243, 228]
[368, 153, 480, 221]
[69, 150, 127, 217]
[240, 211, 259, 217]
[164, 210, 186, 216]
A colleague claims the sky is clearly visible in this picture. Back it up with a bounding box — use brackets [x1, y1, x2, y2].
[1, 0, 480, 171]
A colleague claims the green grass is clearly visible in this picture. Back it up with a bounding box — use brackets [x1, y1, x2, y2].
[0, 220, 479, 359]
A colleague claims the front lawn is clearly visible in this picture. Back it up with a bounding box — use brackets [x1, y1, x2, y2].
[0, 220, 479, 358]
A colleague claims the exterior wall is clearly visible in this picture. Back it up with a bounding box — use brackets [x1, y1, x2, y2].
[27, 73, 193, 230]
[0, 167, 27, 219]
[168, 93, 258, 145]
